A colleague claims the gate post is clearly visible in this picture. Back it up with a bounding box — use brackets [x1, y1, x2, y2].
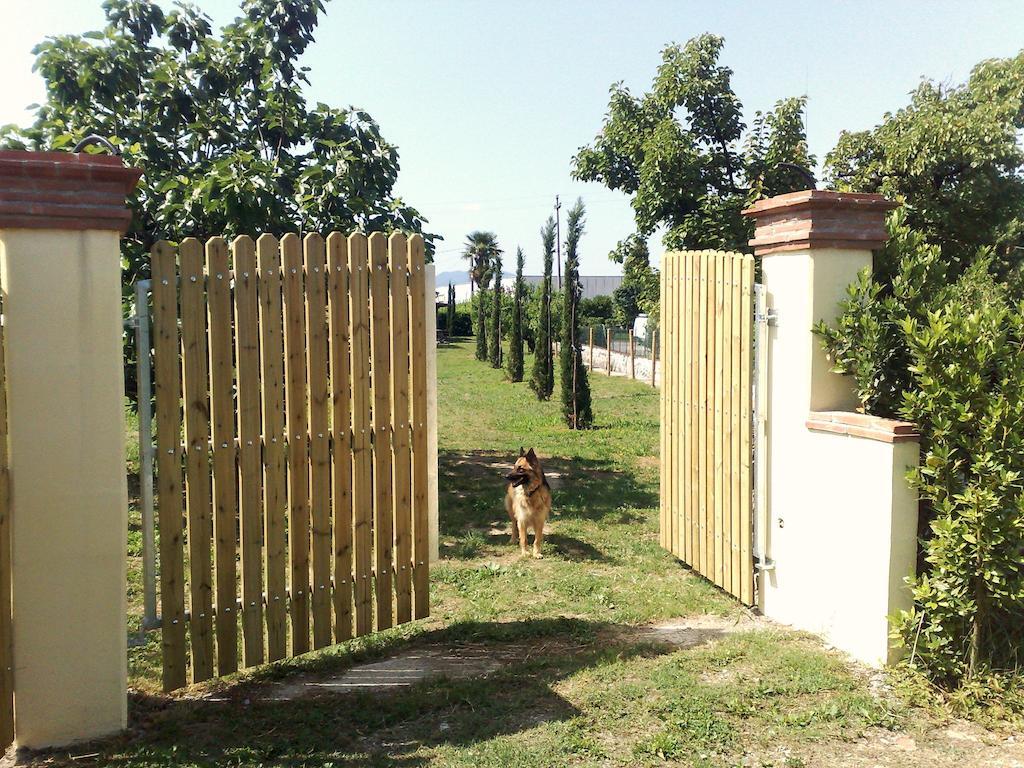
[743, 190, 919, 667]
[0, 151, 141, 746]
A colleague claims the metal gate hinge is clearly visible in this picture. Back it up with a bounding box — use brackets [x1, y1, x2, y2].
[755, 309, 778, 326]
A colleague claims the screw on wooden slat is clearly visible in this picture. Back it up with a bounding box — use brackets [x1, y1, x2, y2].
[161, 279, 169, 285]
[189, 275, 197, 282]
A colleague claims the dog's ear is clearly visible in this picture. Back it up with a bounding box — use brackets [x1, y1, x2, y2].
[519, 446, 525, 457]
[525, 447, 538, 465]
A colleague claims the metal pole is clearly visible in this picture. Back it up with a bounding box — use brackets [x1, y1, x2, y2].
[753, 284, 776, 576]
[555, 196, 562, 291]
[135, 279, 157, 629]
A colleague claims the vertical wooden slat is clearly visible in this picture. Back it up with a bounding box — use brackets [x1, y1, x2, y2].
[368, 232, 394, 631]
[721, 253, 734, 594]
[152, 241, 187, 691]
[675, 252, 685, 559]
[233, 236, 264, 667]
[730, 255, 744, 599]
[257, 234, 287, 662]
[680, 254, 691, 565]
[389, 234, 413, 625]
[408, 234, 430, 620]
[0, 283, 11, 745]
[282, 233, 311, 655]
[690, 253, 701, 566]
[327, 233, 354, 641]
[207, 237, 239, 675]
[740, 255, 755, 605]
[662, 257, 674, 553]
[179, 238, 214, 682]
[304, 234, 332, 650]
[699, 252, 713, 578]
[589, 327, 594, 370]
[713, 252, 726, 587]
[349, 234, 374, 635]
[658, 259, 668, 551]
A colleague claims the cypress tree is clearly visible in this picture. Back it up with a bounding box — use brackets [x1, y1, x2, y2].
[559, 198, 593, 428]
[489, 255, 503, 367]
[475, 270, 490, 361]
[447, 282, 456, 337]
[507, 247, 525, 381]
[529, 217, 556, 399]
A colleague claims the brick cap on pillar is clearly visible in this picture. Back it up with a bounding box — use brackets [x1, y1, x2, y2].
[741, 189, 897, 256]
[0, 150, 142, 233]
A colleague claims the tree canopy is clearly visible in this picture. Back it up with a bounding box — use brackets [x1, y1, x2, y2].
[572, 34, 814, 252]
[1, 0, 434, 287]
[825, 51, 1024, 270]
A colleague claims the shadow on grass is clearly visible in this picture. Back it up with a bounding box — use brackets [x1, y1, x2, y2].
[438, 450, 655, 560]
[36, 618, 680, 768]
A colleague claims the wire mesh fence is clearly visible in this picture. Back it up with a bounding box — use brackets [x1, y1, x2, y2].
[582, 324, 660, 386]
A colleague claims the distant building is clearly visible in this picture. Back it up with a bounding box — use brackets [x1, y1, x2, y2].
[522, 275, 622, 300]
[444, 274, 623, 304]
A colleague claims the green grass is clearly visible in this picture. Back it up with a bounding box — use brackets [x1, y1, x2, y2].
[53, 338, 923, 767]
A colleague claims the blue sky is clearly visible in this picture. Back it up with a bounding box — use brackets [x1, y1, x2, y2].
[2, 1, 1023, 277]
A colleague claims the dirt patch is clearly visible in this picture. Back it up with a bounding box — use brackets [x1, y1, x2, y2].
[258, 614, 758, 703]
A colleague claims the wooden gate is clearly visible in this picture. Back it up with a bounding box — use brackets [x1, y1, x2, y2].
[659, 250, 755, 605]
[152, 231, 430, 691]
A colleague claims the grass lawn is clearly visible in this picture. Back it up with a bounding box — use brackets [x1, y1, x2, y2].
[30, 339, 1015, 767]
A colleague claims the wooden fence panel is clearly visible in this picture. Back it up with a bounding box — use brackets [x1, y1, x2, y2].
[660, 250, 754, 606]
[257, 234, 288, 662]
[151, 229, 430, 690]
[179, 238, 214, 682]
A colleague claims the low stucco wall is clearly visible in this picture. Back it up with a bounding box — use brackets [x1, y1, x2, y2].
[760, 411, 919, 667]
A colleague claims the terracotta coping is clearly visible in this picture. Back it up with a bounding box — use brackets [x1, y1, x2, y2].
[806, 411, 920, 444]
[741, 189, 897, 256]
[0, 150, 143, 233]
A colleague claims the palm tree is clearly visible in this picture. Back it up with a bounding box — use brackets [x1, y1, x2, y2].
[462, 231, 501, 299]
[462, 231, 501, 361]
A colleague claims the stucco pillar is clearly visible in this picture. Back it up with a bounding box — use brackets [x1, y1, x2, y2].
[0, 150, 141, 746]
[743, 190, 919, 667]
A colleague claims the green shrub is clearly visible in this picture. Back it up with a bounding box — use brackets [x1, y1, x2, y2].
[893, 286, 1024, 683]
[440, 305, 472, 336]
[818, 208, 1024, 694]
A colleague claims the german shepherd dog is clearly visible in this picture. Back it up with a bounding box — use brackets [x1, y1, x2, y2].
[505, 448, 552, 558]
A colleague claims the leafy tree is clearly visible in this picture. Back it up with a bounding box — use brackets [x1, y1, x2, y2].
[488, 255, 503, 368]
[529, 217, 556, 400]
[507, 247, 525, 382]
[573, 34, 813, 252]
[462, 231, 499, 361]
[0, 0, 434, 403]
[825, 51, 1024, 270]
[560, 199, 593, 428]
[609, 235, 659, 327]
